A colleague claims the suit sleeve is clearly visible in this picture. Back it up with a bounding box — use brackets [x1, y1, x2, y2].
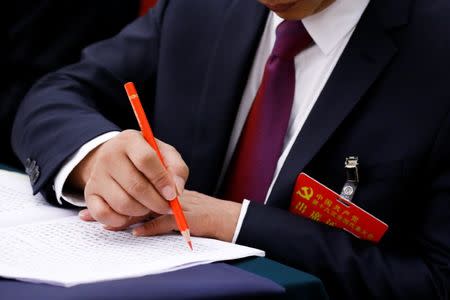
[2, 1, 139, 169]
[237, 111, 450, 299]
[11, 2, 169, 199]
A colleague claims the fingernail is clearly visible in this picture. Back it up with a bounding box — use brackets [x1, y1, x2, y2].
[78, 210, 88, 218]
[174, 176, 185, 195]
[161, 186, 176, 200]
[132, 228, 142, 236]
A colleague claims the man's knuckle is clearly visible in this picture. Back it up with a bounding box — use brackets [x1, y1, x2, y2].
[151, 170, 171, 189]
[128, 179, 148, 196]
[180, 164, 189, 178]
[134, 152, 149, 169]
[114, 197, 131, 215]
[93, 205, 110, 221]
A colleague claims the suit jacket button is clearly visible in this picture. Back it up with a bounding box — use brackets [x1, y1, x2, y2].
[30, 165, 40, 185]
[25, 158, 36, 176]
[25, 158, 31, 168]
[29, 160, 36, 171]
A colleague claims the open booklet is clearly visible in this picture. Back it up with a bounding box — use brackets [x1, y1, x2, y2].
[0, 169, 264, 287]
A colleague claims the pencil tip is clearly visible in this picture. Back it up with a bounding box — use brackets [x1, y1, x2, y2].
[181, 230, 193, 251]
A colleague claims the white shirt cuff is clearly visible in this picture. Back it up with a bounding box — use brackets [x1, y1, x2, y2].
[231, 199, 250, 244]
[54, 131, 120, 206]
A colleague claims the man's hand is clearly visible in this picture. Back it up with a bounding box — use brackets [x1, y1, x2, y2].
[79, 190, 242, 242]
[133, 190, 241, 242]
[68, 129, 189, 228]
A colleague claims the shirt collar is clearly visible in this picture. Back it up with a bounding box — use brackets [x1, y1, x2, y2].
[272, 0, 370, 55]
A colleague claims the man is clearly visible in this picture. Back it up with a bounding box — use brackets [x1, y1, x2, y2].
[2, 0, 140, 169]
[11, 0, 450, 299]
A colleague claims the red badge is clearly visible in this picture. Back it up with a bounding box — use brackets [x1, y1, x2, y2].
[289, 173, 388, 243]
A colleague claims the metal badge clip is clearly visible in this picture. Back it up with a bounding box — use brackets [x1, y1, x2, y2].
[340, 156, 359, 201]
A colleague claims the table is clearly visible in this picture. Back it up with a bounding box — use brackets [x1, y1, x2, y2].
[233, 258, 328, 300]
[0, 259, 327, 300]
[0, 163, 328, 299]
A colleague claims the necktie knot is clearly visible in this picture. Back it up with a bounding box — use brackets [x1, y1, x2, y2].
[272, 20, 313, 60]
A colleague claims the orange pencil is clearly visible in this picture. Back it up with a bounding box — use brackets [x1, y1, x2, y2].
[124, 82, 193, 250]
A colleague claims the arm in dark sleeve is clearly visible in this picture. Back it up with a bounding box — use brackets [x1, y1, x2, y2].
[11, 2, 168, 199]
[237, 111, 450, 299]
[2, 0, 139, 169]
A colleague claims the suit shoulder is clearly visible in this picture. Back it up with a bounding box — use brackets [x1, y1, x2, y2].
[394, 0, 450, 61]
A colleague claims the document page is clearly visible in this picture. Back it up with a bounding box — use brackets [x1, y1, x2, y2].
[0, 169, 265, 287]
[0, 216, 264, 287]
[0, 170, 77, 228]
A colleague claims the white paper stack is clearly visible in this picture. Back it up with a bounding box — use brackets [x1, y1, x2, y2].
[0, 170, 264, 287]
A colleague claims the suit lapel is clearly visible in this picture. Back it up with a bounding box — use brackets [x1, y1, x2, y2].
[268, 2, 400, 208]
[188, 1, 268, 193]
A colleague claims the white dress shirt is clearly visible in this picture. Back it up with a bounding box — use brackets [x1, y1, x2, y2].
[54, 0, 370, 243]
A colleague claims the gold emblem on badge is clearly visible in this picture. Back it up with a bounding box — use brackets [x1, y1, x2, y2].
[297, 186, 314, 201]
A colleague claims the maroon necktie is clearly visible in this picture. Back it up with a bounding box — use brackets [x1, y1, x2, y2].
[223, 20, 313, 203]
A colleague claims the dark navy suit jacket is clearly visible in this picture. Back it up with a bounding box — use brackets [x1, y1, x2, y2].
[12, 0, 450, 299]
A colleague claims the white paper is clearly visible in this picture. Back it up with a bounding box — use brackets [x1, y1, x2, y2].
[0, 170, 264, 287]
[0, 171, 48, 212]
[0, 170, 77, 228]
